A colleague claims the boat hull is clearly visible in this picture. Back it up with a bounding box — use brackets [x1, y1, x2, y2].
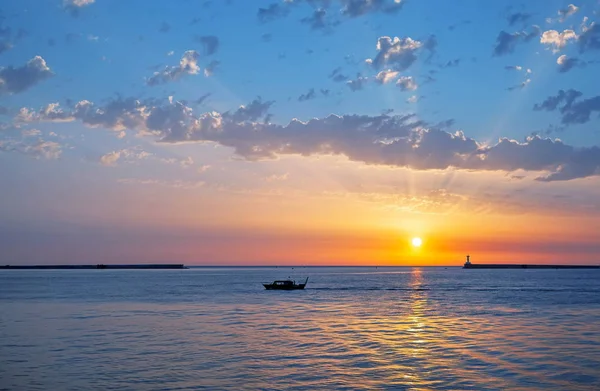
[263, 284, 306, 290]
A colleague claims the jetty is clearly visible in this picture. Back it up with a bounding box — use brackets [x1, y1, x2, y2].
[462, 255, 599, 269]
[0, 264, 187, 270]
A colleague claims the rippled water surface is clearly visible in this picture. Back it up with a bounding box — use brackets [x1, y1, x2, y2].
[1, 267, 600, 390]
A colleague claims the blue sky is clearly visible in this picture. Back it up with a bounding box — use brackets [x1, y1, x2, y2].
[1, 0, 600, 264]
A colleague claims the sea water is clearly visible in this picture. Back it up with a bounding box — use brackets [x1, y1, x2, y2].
[1, 267, 599, 390]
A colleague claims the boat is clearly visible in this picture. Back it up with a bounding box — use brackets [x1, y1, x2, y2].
[263, 277, 308, 290]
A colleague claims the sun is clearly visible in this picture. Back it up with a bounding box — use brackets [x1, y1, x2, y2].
[411, 237, 423, 247]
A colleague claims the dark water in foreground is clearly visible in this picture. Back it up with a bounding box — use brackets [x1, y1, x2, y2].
[1, 267, 599, 390]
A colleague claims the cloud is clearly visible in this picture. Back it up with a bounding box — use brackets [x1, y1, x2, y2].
[540, 29, 578, 51]
[203, 60, 220, 77]
[0, 138, 62, 160]
[578, 23, 600, 53]
[534, 89, 600, 125]
[504, 65, 523, 71]
[557, 4, 579, 22]
[195, 93, 212, 105]
[265, 173, 289, 182]
[21, 96, 600, 181]
[146, 51, 201, 86]
[117, 178, 205, 189]
[0, 56, 54, 95]
[423, 35, 437, 63]
[21, 128, 42, 137]
[300, 8, 331, 31]
[0, 41, 12, 54]
[224, 97, 274, 122]
[507, 78, 531, 91]
[329, 67, 348, 82]
[99, 148, 151, 166]
[374, 69, 399, 84]
[258, 3, 290, 23]
[493, 26, 540, 56]
[396, 76, 417, 91]
[441, 59, 460, 68]
[556, 54, 580, 73]
[298, 88, 316, 101]
[63, 0, 95, 16]
[346, 75, 368, 91]
[195, 35, 219, 55]
[159, 22, 171, 33]
[340, 0, 404, 18]
[367, 36, 422, 71]
[507, 12, 531, 26]
[406, 95, 420, 104]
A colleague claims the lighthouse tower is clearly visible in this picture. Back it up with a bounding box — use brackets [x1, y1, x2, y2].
[464, 255, 471, 267]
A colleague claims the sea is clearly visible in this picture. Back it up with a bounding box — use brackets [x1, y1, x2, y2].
[1, 267, 599, 390]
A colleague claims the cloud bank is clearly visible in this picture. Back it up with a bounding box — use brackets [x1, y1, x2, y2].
[16, 96, 600, 182]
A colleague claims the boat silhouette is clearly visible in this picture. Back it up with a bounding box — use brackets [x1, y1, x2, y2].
[263, 277, 308, 290]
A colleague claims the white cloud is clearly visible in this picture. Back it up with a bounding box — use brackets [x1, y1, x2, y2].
[368, 36, 422, 71]
[540, 29, 578, 51]
[375, 69, 399, 84]
[146, 51, 201, 85]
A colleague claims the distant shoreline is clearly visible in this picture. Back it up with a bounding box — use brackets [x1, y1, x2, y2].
[0, 264, 186, 270]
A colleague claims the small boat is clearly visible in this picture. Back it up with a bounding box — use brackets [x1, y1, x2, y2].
[263, 277, 308, 290]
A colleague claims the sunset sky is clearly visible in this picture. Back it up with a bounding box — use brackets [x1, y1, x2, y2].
[1, 0, 600, 265]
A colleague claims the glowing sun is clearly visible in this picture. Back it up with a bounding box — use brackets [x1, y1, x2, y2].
[411, 237, 423, 247]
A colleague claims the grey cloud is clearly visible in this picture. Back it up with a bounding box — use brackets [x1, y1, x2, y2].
[159, 22, 171, 33]
[340, 0, 404, 18]
[195, 35, 219, 55]
[423, 35, 437, 63]
[195, 93, 211, 105]
[203, 60, 220, 77]
[534, 89, 600, 125]
[368, 36, 421, 71]
[441, 59, 460, 68]
[579, 23, 600, 53]
[261, 33, 272, 42]
[493, 26, 540, 56]
[18, 96, 600, 181]
[557, 4, 579, 21]
[0, 56, 53, 95]
[504, 65, 522, 71]
[507, 78, 531, 91]
[329, 67, 348, 82]
[346, 75, 368, 91]
[320, 89, 330, 96]
[298, 88, 316, 102]
[0, 41, 11, 54]
[258, 3, 291, 23]
[146, 51, 201, 86]
[507, 12, 531, 26]
[448, 19, 471, 31]
[0, 137, 62, 159]
[224, 97, 274, 122]
[301, 8, 330, 31]
[557, 55, 580, 73]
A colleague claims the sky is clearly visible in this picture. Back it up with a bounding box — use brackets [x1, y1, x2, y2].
[1, 0, 600, 265]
